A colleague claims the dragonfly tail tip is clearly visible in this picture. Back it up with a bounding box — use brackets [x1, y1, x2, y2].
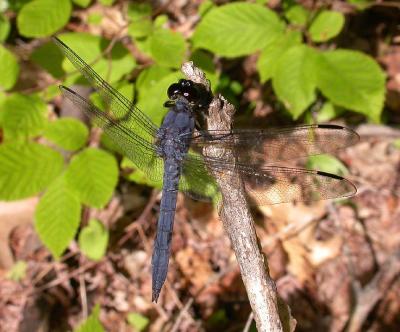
[152, 290, 160, 303]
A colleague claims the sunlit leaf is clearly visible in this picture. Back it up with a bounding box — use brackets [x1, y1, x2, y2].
[65, 148, 118, 208]
[315, 49, 385, 122]
[79, 219, 109, 261]
[272, 45, 318, 119]
[149, 28, 187, 68]
[0, 45, 19, 90]
[35, 174, 81, 258]
[17, 0, 71, 37]
[257, 30, 302, 82]
[309, 10, 345, 42]
[74, 305, 105, 332]
[0, 142, 64, 200]
[192, 3, 285, 57]
[44, 118, 89, 151]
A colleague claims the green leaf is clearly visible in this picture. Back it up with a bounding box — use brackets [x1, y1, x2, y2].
[315, 49, 385, 123]
[31, 42, 65, 78]
[121, 157, 162, 189]
[17, 0, 71, 37]
[393, 139, 400, 149]
[136, 71, 182, 126]
[44, 118, 89, 151]
[149, 28, 187, 68]
[59, 33, 136, 85]
[316, 102, 344, 122]
[192, 3, 285, 57]
[285, 5, 310, 26]
[309, 10, 345, 42]
[78, 219, 109, 261]
[0, 13, 11, 41]
[1, 94, 47, 141]
[0, 45, 19, 90]
[127, 313, 149, 331]
[98, 0, 114, 5]
[127, 2, 152, 21]
[72, 0, 91, 8]
[190, 50, 219, 91]
[135, 65, 172, 91]
[0, 142, 64, 200]
[257, 30, 302, 82]
[306, 154, 349, 175]
[35, 175, 81, 258]
[128, 18, 153, 39]
[6, 261, 27, 281]
[87, 13, 102, 25]
[198, 0, 214, 16]
[74, 305, 105, 332]
[65, 148, 118, 208]
[272, 45, 318, 119]
[347, 0, 372, 10]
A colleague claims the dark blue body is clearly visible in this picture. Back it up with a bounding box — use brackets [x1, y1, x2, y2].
[152, 98, 195, 302]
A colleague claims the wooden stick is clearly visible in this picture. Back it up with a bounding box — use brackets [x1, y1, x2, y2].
[182, 62, 295, 332]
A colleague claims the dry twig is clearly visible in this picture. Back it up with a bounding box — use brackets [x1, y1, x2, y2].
[182, 62, 295, 332]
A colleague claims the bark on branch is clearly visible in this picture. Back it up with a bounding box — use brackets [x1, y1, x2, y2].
[182, 62, 295, 332]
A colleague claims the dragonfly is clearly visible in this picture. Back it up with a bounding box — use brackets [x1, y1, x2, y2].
[53, 37, 358, 302]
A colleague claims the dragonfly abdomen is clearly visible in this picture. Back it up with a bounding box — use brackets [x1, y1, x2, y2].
[151, 159, 181, 302]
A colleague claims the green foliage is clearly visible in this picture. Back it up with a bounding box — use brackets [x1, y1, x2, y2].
[78, 219, 109, 261]
[136, 71, 183, 126]
[272, 45, 318, 119]
[284, 4, 310, 26]
[309, 10, 345, 42]
[98, 0, 114, 6]
[6, 260, 27, 281]
[17, 0, 71, 37]
[31, 42, 65, 78]
[307, 154, 349, 175]
[121, 157, 162, 189]
[58, 32, 136, 85]
[0, 13, 10, 41]
[0, 142, 63, 200]
[127, 313, 149, 331]
[315, 50, 385, 122]
[87, 13, 102, 25]
[72, 0, 92, 8]
[315, 102, 344, 122]
[0, 44, 19, 90]
[257, 30, 302, 83]
[74, 305, 105, 332]
[192, 3, 285, 57]
[44, 118, 89, 151]
[65, 148, 118, 208]
[35, 174, 81, 258]
[149, 28, 187, 68]
[393, 139, 400, 149]
[1, 94, 47, 141]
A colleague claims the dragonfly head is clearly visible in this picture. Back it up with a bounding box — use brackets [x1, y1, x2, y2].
[164, 79, 211, 110]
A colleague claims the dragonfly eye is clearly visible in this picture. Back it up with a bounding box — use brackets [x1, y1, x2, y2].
[167, 80, 200, 103]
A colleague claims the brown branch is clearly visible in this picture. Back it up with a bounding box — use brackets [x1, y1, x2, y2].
[347, 250, 400, 332]
[181, 62, 295, 332]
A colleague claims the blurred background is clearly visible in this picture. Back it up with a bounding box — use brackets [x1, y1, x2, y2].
[0, 0, 399, 331]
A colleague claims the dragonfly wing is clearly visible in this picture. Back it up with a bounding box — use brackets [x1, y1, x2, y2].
[179, 154, 219, 202]
[60, 86, 164, 183]
[190, 124, 359, 164]
[53, 37, 158, 142]
[208, 159, 356, 205]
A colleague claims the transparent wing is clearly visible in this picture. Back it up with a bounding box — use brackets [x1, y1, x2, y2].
[53, 36, 158, 143]
[180, 154, 356, 205]
[189, 124, 359, 164]
[60, 87, 164, 183]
